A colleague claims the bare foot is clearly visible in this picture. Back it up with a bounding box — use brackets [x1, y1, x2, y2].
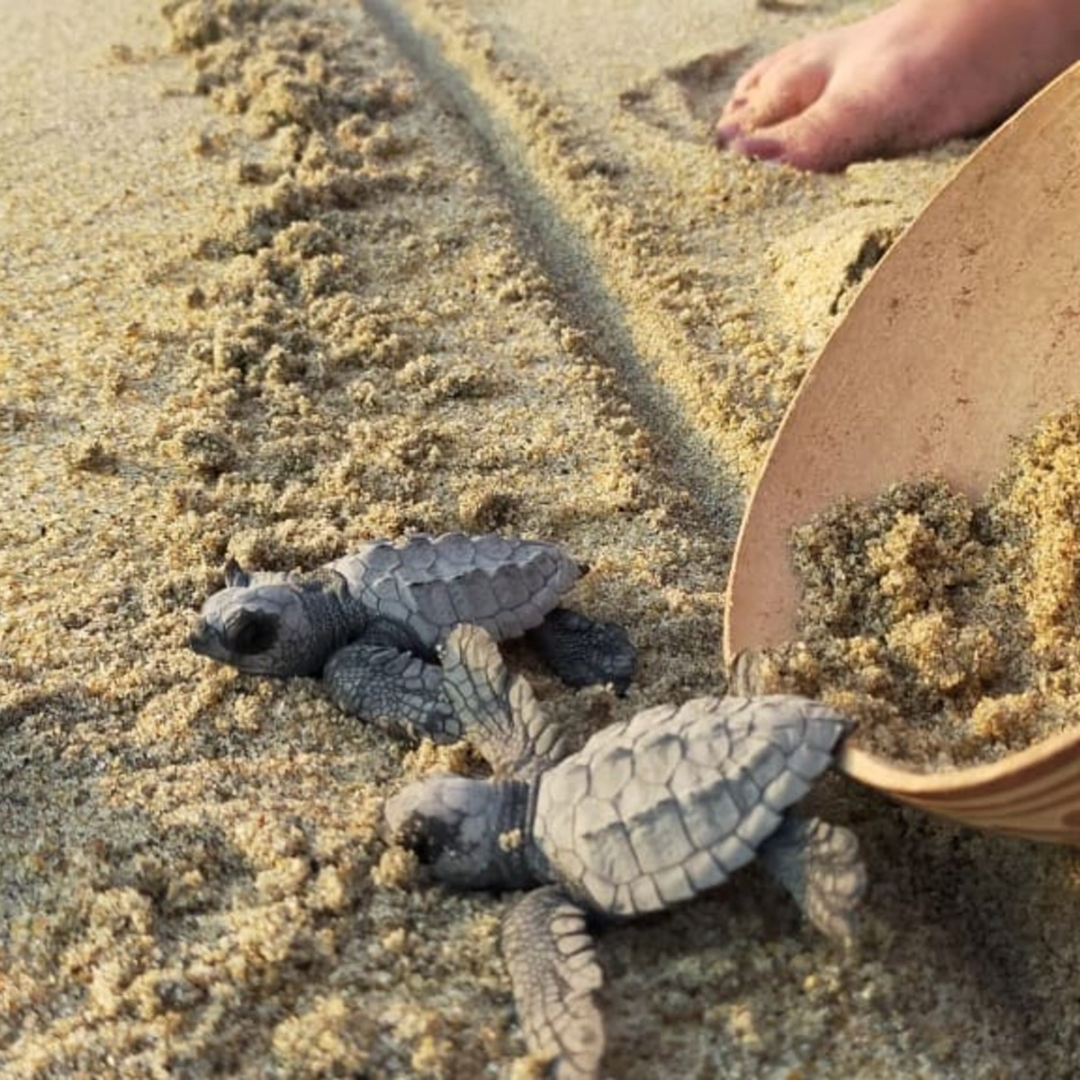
[716, 0, 1080, 172]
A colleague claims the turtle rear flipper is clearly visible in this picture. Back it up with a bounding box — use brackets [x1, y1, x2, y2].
[757, 815, 866, 943]
[527, 607, 637, 694]
[439, 624, 566, 778]
[503, 886, 605, 1080]
[323, 643, 459, 743]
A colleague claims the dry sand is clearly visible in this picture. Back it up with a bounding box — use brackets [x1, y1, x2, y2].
[1, 0, 1076, 1076]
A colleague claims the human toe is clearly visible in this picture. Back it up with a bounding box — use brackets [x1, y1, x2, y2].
[746, 56, 830, 127]
[717, 55, 830, 147]
[727, 97, 875, 173]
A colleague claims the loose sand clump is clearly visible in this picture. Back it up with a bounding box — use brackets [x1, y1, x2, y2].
[748, 405, 1080, 768]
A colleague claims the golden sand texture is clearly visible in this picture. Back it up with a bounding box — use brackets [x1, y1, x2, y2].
[749, 406, 1080, 769]
[2, 0, 1077, 1077]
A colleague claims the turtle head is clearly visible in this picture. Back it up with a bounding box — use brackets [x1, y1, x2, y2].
[189, 581, 330, 676]
[385, 776, 534, 891]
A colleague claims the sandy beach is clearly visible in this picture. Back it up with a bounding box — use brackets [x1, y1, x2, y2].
[2, 0, 1077, 1076]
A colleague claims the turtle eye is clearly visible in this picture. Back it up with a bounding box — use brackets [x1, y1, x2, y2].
[227, 609, 279, 655]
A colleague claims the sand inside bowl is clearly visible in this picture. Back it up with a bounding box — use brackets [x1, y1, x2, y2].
[740, 404, 1080, 769]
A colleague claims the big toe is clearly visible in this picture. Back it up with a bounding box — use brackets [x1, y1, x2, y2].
[718, 55, 829, 140]
[726, 92, 884, 173]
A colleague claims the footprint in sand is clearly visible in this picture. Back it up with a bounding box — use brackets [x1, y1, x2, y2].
[619, 47, 747, 141]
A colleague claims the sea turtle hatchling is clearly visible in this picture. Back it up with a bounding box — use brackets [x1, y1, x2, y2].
[386, 624, 866, 1080]
[189, 532, 635, 742]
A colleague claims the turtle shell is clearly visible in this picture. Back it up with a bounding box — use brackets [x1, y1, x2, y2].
[531, 695, 849, 917]
[331, 532, 581, 650]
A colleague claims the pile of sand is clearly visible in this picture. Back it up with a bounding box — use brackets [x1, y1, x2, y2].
[747, 405, 1080, 769]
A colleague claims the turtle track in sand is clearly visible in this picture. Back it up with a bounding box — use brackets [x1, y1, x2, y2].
[358, 0, 744, 537]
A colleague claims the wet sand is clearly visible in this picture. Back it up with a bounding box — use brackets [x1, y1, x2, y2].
[1, 0, 1075, 1076]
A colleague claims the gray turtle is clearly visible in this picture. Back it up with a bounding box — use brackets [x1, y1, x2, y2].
[189, 532, 635, 742]
[386, 624, 866, 1080]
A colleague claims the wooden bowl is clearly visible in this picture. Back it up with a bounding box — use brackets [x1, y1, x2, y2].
[723, 62, 1080, 843]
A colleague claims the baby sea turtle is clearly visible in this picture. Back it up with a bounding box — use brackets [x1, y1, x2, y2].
[189, 533, 635, 742]
[386, 625, 866, 1080]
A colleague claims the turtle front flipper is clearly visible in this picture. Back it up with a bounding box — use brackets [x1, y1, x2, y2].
[757, 814, 867, 943]
[440, 624, 566, 778]
[526, 608, 637, 695]
[323, 643, 459, 743]
[503, 886, 605, 1080]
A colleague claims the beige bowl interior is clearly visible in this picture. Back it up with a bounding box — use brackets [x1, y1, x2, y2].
[723, 62, 1080, 843]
